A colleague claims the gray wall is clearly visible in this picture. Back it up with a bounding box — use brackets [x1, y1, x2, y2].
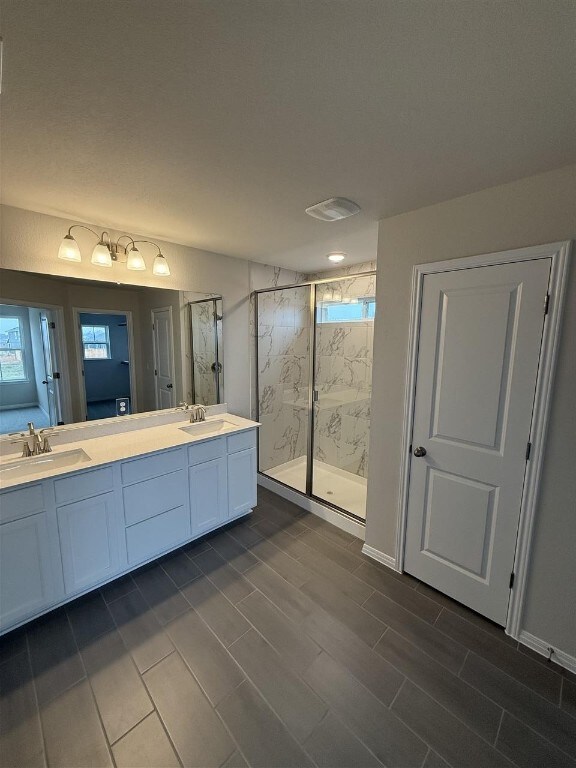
[365, 163, 576, 657]
[0, 303, 38, 408]
[80, 312, 131, 404]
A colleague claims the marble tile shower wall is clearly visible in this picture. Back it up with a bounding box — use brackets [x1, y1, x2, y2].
[313, 274, 375, 478]
[249, 264, 305, 421]
[190, 301, 218, 405]
[257, 286, 311, 472]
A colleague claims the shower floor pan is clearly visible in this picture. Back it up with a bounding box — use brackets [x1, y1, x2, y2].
[264, 456, 367, 521]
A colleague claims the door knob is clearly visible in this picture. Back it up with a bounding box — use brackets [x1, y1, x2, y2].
[413, 446, 427, 457]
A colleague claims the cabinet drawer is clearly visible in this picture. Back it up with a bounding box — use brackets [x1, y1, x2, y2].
[227, 429, 256, 454]
[187, 437, 225, 466]
[123, 470, 186, 526]
[0, 484, 44, 524]
[54, 467, 114, 506]
[126, 506, 191, 565]
[121, 448, 183, 486]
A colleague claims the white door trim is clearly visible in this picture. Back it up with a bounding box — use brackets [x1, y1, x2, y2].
[151, 306, 176, 410]
[396, 241, 572, 640]
[72, 307, 138, 419]
[0, 297, 73, 425]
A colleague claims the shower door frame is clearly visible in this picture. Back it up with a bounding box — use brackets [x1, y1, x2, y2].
[254, 270, 376, 523]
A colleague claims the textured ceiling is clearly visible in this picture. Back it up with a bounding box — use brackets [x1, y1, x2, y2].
[1, 0, 575, 271]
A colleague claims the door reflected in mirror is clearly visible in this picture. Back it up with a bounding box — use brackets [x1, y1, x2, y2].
[0, 269, 225, 435]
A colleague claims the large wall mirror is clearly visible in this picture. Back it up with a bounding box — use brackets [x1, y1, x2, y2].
[0, 269, 225, 435]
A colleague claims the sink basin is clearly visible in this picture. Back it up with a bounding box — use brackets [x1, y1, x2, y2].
[179, 419, 236, 437]
[0, 449, 91, 480]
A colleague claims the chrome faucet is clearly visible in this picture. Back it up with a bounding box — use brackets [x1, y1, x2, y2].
[10, 423, 54, 457]
[189, 405, 207, 423]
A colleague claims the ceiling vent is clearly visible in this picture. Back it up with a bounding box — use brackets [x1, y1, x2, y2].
[305, 197, 361, 221]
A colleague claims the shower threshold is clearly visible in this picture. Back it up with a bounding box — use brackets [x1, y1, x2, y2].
[264, 456, 367, 521]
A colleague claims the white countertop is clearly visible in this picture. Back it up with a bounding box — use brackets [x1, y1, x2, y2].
[0, 411, 259, 491]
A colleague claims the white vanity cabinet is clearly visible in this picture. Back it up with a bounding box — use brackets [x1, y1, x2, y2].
[0, 425, 258, 634]
[0, 485, 60, 627]
[227, 432, 257, 518]
[189, 439, 228, 534]
[55, 466, 124, 595]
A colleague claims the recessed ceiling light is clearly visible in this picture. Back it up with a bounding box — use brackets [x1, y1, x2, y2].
[327, 253, 346, 262]
[306, 198, 361, 221]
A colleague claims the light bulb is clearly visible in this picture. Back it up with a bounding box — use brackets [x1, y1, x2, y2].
[58, 234, 81, 262]
[126, 246, 146, 271]
[327, 253, 346, 263]
[91, 242, 112, 267]
[152, 253, 170, 276]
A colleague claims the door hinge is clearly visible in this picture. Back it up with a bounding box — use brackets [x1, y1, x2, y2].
[409, 443, 413, 454]
[53, 371, 61, 379]
[48, 321, 56, 329]
[154, 369, 158, 376]
[525, 441, 532, 460]
[509, 572, 515, 589]
[544, 293, 550, 315]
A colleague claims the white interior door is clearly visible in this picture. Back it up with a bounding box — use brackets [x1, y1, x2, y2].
[152, 307, 175, 409]
[404, 258, 551, 625]
[40, 310, 62, 425]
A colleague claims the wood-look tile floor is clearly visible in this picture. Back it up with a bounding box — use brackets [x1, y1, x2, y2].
[1, 486, 575, 767]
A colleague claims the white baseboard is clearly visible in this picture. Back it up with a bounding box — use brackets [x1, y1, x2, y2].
[361, 544, 400, 572]
[257, 474, 365, 540]
[518, 630, 576, 675]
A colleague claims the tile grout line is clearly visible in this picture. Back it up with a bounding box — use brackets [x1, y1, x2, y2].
[457, 649, 470, 677]
[25, 629, 49, 768]
[137, 655, 185, 768]
[493, 708, 505, 747]
[65, 610, 117, 767]
[462, 648, 569, 715]
[100, 583, 139, 606]
[497, 704, 576, 764]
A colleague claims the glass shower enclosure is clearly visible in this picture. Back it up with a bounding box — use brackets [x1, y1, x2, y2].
[255, 272, 375, 522]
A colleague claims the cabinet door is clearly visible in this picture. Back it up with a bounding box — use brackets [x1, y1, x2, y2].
[57, 492, 122, 595]
[227, 447, 257, 518]
[189, 457, 228, 534]
[0, 513, 56, 630]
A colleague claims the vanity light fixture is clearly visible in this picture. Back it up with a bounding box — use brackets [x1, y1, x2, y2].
[57, 226, 171, 276]
[327, 252, 346, 263]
